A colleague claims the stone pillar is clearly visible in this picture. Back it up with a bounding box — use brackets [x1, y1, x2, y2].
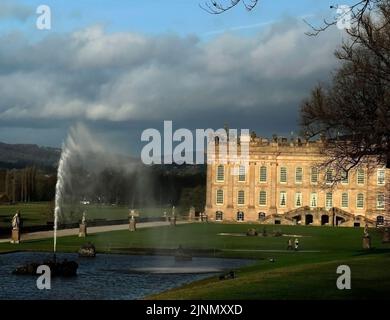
[170, 216, 177, 226]
[382, 228, 390, 243]
[79, 223, 87, 237]
[362, 236, 371, 249]
[129, 217, 136, 231]
[11, 228, 20, 244]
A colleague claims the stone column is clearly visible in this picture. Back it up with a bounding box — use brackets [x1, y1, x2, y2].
[11, 228, 20, 244]
[79, 223, 87, 237]
[129, 216, 136, 231]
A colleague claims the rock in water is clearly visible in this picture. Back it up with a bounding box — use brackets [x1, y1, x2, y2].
[79, 242, 96, 257]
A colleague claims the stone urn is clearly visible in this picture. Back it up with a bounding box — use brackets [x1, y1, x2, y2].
[246, 228, 258, 237]
[79, 242, 96, 257]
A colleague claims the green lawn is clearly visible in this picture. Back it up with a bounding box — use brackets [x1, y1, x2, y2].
[1, 223, 389, 299]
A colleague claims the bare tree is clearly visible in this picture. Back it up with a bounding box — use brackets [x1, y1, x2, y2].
[199, 0, 258, 14]
[301, 0, 390, 175]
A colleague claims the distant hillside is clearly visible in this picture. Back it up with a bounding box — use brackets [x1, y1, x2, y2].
[0, 142, 61, 170]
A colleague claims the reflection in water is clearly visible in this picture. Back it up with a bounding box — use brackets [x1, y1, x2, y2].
[0, 252, 252, 300]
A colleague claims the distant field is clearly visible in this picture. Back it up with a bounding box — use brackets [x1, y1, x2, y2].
[0, 202, 176, 227]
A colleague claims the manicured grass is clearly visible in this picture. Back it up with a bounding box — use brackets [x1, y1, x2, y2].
[1, 222, 389, 299]
[0, 202, 50, 227]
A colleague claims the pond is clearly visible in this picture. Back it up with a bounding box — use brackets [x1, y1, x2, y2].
[0, 252, 253, 300]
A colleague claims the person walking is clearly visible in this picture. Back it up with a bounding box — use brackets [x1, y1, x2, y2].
[294, 238, 299, 251]
[287, 238, 293, 250]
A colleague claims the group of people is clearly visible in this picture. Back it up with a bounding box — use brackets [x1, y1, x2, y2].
[287, 238, 299, 251]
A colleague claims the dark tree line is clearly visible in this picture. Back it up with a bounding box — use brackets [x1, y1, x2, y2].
[0, 167, 56, 203]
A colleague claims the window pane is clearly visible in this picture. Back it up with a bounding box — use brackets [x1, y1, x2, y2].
[259, 166, 267, 182]
[326, 192, 333, 209]
[377, 193, 385, 209]
[216, 189, 224, 205]
[259, 191, 267, 206]
[238, 166, 246, 182]
[310, 193, 317, 208]
[280, 167, 287, 183]
[326, 169, 333, 184]
[295, 192, 302, 207]
[238, 190, 245, 205]
[311, 167, 318, 183]
[341, 193, 348, 208]
[295, 167, 303, 183]
[378, 169, 386, 185]
[280, 191, 287, 207]
[357, 169, 365, 185]
[357, 193, 364, 209]
[341, 171, 348, 184]
[216, 165, 224, 182]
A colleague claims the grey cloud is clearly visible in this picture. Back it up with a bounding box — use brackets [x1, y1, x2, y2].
[0, 1, 32, 21]
[0, 18, 344, 147]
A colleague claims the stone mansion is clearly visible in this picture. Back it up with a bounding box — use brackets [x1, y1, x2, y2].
[205, 134, 389, 227]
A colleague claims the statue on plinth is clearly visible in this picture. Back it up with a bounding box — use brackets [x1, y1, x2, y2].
[11, 210, 21, 244]
[129, 210, 136, 232]
[79, 211, 87, 237]
[362, 223, 371, 249]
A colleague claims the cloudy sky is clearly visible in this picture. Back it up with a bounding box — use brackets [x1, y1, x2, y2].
[0, 0, 356, 156]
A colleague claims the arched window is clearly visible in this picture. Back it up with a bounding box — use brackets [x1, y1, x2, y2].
[279, 191, 287, 207]
[259, 166, 267, 182]
[326, 169, 334, 184]
[325, 192, 333, 209]
[295, 167, 303, 184]
[295, 192, 302, 207]
[341, 193, 349, 208]
[357, 169, 365, 185]
[377, 193, 385, 209]
[280, 167, 287, 183]
[310, 192, 317, 208]
[216, 189, 224, 205]
[311, 167, 318, 184]
[216, 165, 225, 182]
[237, 211, 245, 221]
[377, 169, 386, 185]
[215, 211, 223, 221]
[238, 165, 246, 182]
[259, 190, 267, 206]
[356, 193, 364, 209]
[237, 190, 245, 205]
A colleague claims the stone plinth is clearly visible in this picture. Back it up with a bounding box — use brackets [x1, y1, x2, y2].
[383, 229, 390, 243]
[170, 216, 176, 226]
[129, 218, 136, 231]
[362, 236, 371, 249]
[79, 224, 87, 237]
[11, 228, 20, 244]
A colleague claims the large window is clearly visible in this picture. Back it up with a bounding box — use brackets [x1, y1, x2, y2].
[326, 169, 334, 185]
[215, 211, 223, 221]
[280, 167, 287, 183]
[279, 191, 287, 207]
[325, 192, 333, 209]
[311, 167, 318, 184]
[310, 192, 317, 208]
[237, 190, 245, 205]
[357, 169, 365, 185]
[216, 189, 224, 205]
[356, 193, 364, 209]
[377, 193, 385, 210]
[259, 190, 267, 206]
[238, 165, 246, 182]
[341, 171, 349, 184]
[341, 192, 349, 208]
[237, 211, 244, 221]
[259, 166, 267, 183]
[295, 167, 303, 184]
[216, 165, 225, 182]
[378, 169, 386, 185]
[295, 192, 302, 207]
